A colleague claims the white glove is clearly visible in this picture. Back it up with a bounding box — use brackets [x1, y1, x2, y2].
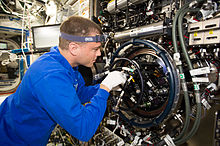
[101, 71, 127, 91]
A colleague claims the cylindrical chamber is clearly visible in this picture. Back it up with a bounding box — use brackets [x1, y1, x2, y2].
[113, 21, 164, 42]
[107, 0, 148, 13]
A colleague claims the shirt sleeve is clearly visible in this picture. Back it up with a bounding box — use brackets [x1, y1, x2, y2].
[32, 70, 109, 142]
[76, 72, 100, 104]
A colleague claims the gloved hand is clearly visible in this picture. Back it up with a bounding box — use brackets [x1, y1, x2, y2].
[101, 71, 127, 91]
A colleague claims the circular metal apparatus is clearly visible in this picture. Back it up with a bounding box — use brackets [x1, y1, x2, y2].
[0, 39, 21, 93]
[122, 48, 169, 117]
[110, 39, 180, 128]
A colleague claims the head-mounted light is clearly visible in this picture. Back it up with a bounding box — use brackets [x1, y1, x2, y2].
[60, 32, 108, 43]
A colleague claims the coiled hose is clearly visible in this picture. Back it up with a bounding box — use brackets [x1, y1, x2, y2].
[171, 0, 205, 144]
[174, 7, 202, 145]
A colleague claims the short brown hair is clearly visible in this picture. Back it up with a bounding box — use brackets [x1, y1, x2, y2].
[59, 16, 102, 49]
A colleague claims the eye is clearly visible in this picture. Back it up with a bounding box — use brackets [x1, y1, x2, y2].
[92, 47, 100, 52]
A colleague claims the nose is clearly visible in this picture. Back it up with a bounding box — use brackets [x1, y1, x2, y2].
[96, 48, 101, 57]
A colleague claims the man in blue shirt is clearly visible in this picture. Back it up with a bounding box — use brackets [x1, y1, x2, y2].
[0, 16, 126, 145]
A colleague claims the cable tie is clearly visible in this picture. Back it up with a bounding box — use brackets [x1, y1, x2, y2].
[173, 53, 182, 66]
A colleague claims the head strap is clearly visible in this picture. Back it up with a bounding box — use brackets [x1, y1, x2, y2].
[60, 32, 107, 42]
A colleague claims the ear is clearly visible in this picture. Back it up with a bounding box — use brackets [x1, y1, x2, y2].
[69, 42, 80, 56]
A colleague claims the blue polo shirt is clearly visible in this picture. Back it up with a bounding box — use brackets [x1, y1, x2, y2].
[0, 46, 109, 145]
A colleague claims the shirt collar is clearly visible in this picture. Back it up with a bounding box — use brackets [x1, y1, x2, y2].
[50, 46, 79, 75]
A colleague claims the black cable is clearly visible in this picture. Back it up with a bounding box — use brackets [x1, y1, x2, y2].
[109, 57, 144, 112]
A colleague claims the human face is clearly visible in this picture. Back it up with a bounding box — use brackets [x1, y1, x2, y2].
[76, 40, 102, 67]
